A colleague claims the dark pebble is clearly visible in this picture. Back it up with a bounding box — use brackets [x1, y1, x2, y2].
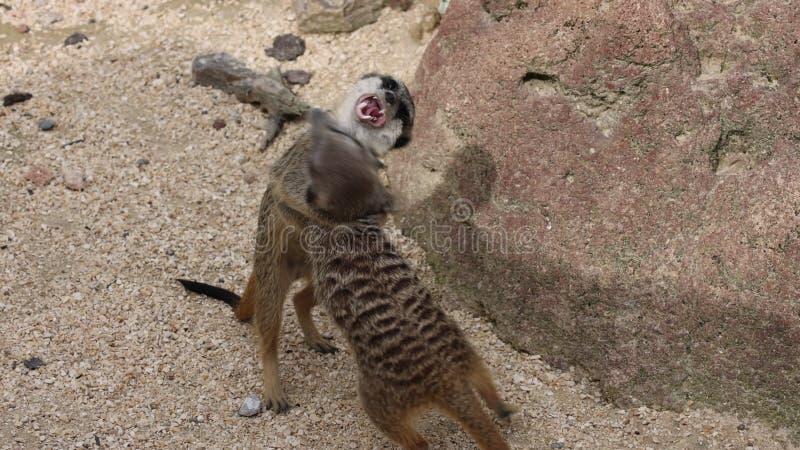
[265, 34, 306, 61]
[38, 119, 56, 131]
[737, 423, 747, 431]
[23, 357, 45, 370]
[136, 158, 150, 168]
[549, 442, 565, 449]
[64, 32, 88, 46]
[3, 92, 33, 107]
[283, 70, 313, 85]
[212, 119, 226, 130]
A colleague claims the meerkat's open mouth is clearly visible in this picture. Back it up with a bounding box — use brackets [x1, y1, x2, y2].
[356, 94, 386, 127]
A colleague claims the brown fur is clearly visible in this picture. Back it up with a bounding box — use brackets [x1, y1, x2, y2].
[230, 76, 413, 412]
[303, 110, 513, 449]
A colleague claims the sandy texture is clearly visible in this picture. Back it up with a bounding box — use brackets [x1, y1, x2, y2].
[0, 1, 795, 449]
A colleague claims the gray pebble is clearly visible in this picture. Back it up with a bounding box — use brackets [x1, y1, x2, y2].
[46, 12, 64, 24]
[23, 357, 45, 370]
[64, 32, 88, 46]
[136, 158, 150, 168]
[283, 70, 313, 85]
[39, 119, 56, 131]
[238, 394, 263, 417]
[265, 34, 306, 61]
[550, 442, 565, 449]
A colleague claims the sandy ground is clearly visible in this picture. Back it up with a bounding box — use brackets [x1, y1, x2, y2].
[0, 1, 797, 449]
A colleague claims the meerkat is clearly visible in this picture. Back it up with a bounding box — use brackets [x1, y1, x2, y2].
[177, 74, 415, 413]
[302, 109, 513, 450]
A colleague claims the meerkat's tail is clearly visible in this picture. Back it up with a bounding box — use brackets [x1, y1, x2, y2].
[176, 279, 241, 309]
[436, 382, 510, 450]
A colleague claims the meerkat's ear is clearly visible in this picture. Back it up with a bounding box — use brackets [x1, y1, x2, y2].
[307, 109, 389, 219]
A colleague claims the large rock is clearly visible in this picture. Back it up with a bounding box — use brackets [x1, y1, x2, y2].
[388, 0, 800, 435]
[293, 0, 384, 33]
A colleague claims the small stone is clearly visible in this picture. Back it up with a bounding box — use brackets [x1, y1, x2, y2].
[64, 32, 88, 46]
[46, 12, 64, 24]
[265, 34, 306, 61]
[234, 153, 248, 164]
[549, 442, 565, 449]
[25, 165, 55, 187]
[283, 70, 313, 85]
[16, 24, 30, 33]
[23, 357, 45, 370]
[737, 423, 747, 431]
[238, 394, 263, 417]
[243, 171, 258, 185]
[63, 167, 85, 191]
[3, 92, 33, 107]
[136, 158, 150, 168]
[38, 119, 56, 131]
[212, 119, 227, 130]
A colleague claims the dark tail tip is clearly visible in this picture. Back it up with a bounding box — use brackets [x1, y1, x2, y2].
[495, 402, 516, 419]
[176, 278, 241, 308]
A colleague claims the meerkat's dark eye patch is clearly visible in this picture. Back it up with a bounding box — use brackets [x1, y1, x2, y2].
[380, 77, 399, 91]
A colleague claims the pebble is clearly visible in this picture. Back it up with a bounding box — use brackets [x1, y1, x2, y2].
[265, 34, 306, 61]
[25, 165, 55, 187]
[136, 158, 150, 168]
[238, 394, 263, 417]
[63, 167, 85, 191]
[23, 357, 45, 370]
[283, 69, 313, 85]
[38, 119, 56, 131]
[3, 92, 33, 107]
[242, 170, 258, 185]
[16, 23, 30, 33]
[212, 119, 226, 130]
[46, 12, 64, 24]
[550, 441, 565, 449]
[64, 32, 88, 46]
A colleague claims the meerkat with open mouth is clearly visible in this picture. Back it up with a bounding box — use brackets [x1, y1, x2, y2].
[178, 74, 414, 413]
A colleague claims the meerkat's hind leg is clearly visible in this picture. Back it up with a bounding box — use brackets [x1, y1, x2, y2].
[359, 382, 430, 450]
[435, 382, 510, 450]
[253, 259, 293, 413]
[467, 359, 516, 419]
[292, 281, 337, 354]
[234, 271, 257, 321]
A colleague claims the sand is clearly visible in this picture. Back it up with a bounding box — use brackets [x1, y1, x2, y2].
[0, 1, 796, 448]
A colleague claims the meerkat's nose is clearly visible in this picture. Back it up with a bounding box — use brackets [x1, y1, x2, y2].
[384, 91, 396, 106]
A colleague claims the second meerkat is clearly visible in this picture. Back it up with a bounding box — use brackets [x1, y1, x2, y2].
[303, 109, 513, 450]
[178, 74, 414, 413]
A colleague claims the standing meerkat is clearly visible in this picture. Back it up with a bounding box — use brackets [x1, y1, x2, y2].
[302, 109, 513, 450]
[178, 74, 415, 413]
